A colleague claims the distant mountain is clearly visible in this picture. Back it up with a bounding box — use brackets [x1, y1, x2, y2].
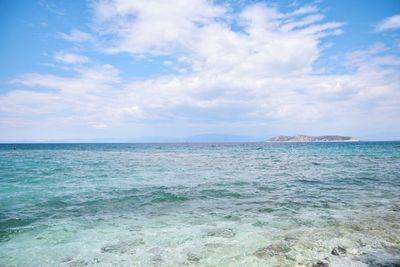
[267, 135, 358, 142]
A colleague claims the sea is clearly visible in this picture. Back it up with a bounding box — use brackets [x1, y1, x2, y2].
[0, 142, 399, 266]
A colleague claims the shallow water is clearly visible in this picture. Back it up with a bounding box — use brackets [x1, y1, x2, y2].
[0, 142, 399, 266]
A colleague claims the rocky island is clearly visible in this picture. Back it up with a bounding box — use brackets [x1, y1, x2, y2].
[267, 135, 358, 142]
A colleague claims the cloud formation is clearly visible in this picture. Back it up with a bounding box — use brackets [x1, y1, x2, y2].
[60, 30, 94, 43]
[1, 0, 399, 140]
[54, 51, 89, 64]
[375, 14, 400, 32]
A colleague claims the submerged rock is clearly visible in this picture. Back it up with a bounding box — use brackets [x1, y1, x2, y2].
[254, 242, 291, 258]
[187, 252, 201, 262]
[64, 258, 100, 267]
[101, 238, 144, 254]
[283, 234, 299, 245]
[152, 254, 163, 265]
[252, 220, 269, 227]
[357, 239, 367, 247]
[149, 247, 163, 265]
[66, 259, 88, 267]
[204, 242, 223, 248]
[360, 247, 400, 267]
[254, 247, 269, 259]
[391, 204, 400, 212]
[331, 246, 347, 256]
[311, 260, 330, 267]
[207, 228, 235, 238]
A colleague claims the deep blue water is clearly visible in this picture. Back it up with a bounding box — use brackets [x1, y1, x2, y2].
[0, 142, 399, 266]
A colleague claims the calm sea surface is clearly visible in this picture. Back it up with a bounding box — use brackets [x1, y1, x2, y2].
[0, 142, 399, 266]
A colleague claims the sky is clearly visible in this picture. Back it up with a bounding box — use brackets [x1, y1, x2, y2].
[0, 0, 399, 141]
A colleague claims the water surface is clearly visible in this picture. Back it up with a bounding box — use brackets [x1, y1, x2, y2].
[0, 142, 399, 266]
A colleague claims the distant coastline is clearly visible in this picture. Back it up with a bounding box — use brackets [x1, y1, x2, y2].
[267, 135, 359, 142]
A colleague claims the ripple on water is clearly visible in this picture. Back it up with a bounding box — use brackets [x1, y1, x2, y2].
[0, 142, 399, 266]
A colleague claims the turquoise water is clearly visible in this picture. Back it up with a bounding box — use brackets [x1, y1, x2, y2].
[0, 142, 399, 266]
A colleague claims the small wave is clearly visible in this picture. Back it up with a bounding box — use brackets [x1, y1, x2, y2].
[151, 191, 190, 203]
[200, 189, 242, 199]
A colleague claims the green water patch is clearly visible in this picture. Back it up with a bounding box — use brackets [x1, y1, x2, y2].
[298, 178, 323, 185]
[0, 216, 37, 242]
[232, 180, 250, 186]
[36, 198, 70, 209]
[0, 228, 28, 242]
[258, 207, 275, 213]
[0, 217, 36, 230]
[200, 189, 242, 199]
[256, 185, 275, 192]
[151, 191, 190, 203]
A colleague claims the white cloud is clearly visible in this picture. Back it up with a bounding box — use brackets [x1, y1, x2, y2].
[54, 51, 89, 64]
[60, 30, 94, 43]
[375, 14, 400, 32]
[0, 90, 66, 116]
[1, 1, 399, 140]
[5, 41, 398, 133]
[92, 0, 344, 78]
[39, 0, 64, 16]
[2, 64, 143, 131]
[93, 0, 226, 55]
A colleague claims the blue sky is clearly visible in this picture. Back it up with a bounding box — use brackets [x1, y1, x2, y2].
[0, 0, 399, 141]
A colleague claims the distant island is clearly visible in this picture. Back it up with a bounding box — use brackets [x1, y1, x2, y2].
[267, 135, 358, 142]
